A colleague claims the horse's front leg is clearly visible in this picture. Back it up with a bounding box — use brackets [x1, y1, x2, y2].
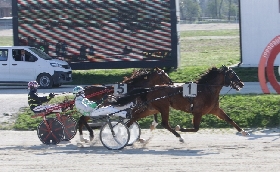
[210, 108, 249, 136]
[150, 114, 158, 131]
[83, 116, 94, 141]
[125, 118, 145, 143]
[160, 112, 184, 143]
[125, 119, 134, 128]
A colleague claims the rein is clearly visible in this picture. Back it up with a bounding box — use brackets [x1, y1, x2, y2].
[85, 88, 114, 99]
[219, 87, 233, 102]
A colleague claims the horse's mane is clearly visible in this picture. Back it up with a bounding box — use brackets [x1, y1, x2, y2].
[123, 68, 155, 84]
[195, 66, 224, 84]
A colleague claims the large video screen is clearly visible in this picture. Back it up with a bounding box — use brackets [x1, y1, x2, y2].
[13, 0, 179, 70]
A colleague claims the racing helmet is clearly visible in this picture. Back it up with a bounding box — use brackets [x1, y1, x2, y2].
[73, 86, 84, 94]
[28, 81, 39, 89]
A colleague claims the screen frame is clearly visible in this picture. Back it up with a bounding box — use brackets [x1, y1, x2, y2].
[12, 0, 179, 70]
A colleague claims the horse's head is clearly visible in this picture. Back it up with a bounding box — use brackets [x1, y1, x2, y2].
[150, 67, 173, 86]
[123, 67, 173, 88]
[222, 66, 244, 91]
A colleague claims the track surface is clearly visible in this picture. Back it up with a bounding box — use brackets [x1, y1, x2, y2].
[0, 128, 279, 172]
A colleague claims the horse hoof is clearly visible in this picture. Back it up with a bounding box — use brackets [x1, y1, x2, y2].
[80, 138, 89, 143]
[89, 136, 94, 142]
[139, 138, 146, 143]
[241, 131, 250, 136]
[179, 137, 184, 143]
[175, 125, 180, 131]
[150, 125, 155, 131]
[89, 141, 95, 147]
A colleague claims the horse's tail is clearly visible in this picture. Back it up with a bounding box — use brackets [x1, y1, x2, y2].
[113, 88, 150, 106]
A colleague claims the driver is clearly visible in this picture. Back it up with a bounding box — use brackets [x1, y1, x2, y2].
[73, 86, 133, 142]
[28, 81, 55, 113]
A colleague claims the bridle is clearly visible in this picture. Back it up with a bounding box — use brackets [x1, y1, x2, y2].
[224, 68, 240, 88]
[155, 69, 173, 85]
[224, 69, 232, 87]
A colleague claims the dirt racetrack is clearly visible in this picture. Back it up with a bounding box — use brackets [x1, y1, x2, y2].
[1, 128, 279, 172]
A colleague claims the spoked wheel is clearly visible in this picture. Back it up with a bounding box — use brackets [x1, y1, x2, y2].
[99, 121, 130, 150]
[123, 119, 141, 146]
[37, 118, 64, 145]
[59, 115, 77, 141]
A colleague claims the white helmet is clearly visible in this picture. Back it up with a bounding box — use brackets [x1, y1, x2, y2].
[73, 86, 84, 94]
[28, 81, 39, 89]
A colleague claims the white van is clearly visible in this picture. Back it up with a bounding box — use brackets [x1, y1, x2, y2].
[0, 46, 72, 88]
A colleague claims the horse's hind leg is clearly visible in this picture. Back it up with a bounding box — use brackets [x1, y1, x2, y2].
[78, 116, 85, 141]
[78, 116, 94, 142]
[83, 117, 94, 141]
[150, 114, 159, 131]
[211, 108, 249, 136]
[160, 112, 184, 143]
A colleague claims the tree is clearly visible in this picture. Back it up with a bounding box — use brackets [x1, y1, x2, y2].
[228, 0, 239, 21]
[218, 0, 224, 18]
[180, 0, 201, 23]
[206, 0, 218, 18]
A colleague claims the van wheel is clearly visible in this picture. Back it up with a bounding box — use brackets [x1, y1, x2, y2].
[37, 74, 53, 89]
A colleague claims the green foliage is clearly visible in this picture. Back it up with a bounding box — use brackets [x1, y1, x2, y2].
[233, 67, 280, 82]
[13, 109, 42, 130]
[180, 0, 201, 21]
[206, 0, 235, 19]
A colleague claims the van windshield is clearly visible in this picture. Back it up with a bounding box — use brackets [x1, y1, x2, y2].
[29, 48, 52, 60]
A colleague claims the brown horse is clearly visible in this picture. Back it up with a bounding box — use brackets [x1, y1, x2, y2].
[77, 67, 173, 142]
[113, 66, 249, 143]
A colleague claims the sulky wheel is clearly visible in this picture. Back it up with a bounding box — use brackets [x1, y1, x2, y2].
[37, 118, 64, 145]
[99, 121, 130, 150]
[123, 119, 141, 146]
[59, 115, 77, 141]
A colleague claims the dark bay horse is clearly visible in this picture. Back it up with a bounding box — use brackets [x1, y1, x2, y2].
[77, 67, 173, 142]
[113, 66, 249, 142]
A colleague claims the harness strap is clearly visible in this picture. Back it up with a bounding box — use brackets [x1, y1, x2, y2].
[187, 97, 194, 112]
[133, 90, 182, 114]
